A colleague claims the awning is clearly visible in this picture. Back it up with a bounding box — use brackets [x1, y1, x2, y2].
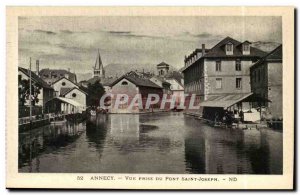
[46, 97, 84, 107]
[200, 93, 266, 109]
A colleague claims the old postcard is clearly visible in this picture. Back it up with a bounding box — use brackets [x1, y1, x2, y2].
[6, 6, 294, 189]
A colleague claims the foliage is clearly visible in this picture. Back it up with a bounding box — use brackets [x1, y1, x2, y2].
[18, 76, 42, 106]
[86, 80, 105, 107]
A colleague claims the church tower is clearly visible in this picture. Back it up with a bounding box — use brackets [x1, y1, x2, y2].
[93, 49, 105, 78]
[157, 62, 170, 77]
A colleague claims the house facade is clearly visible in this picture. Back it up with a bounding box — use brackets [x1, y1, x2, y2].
[49, 77, 87, 113]
[150, 75, 172, 95]
[182, 37, 267, 104]
[153, 62, 185, 107]
[165, 78, 184, 106]
[109, 71, 163, 113]
[18, 67, 54, 115]
[250, 45, 282, 118]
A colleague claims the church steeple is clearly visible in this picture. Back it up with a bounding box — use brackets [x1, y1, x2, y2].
[93, 49, 105, 78]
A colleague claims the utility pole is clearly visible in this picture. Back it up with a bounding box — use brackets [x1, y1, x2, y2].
[29, 57, 33, 171]
[29, 57, 32, 122]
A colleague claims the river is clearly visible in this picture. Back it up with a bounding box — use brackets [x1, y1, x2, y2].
[18, 112, 282, 174]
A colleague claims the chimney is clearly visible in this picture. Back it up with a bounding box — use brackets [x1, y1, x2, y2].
[202, 44, 205, 57]
[68, 68, 70, 72]
[36, 60, 39, 76]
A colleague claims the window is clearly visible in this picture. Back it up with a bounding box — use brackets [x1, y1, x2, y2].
[243, 44, 250, 51]
[236, 78, 242, 89]
[199, 80, 202, 90]
[62, 82, 66, 86]
[121, 81, 128, 85]
[72, 93, 76, 97]
[226, 43, 233, 55]
[254, 71, 256, 82]
[236, 59, 241, 71]
[216, 60, 221, 71]
[216, 78, 222, 89]
[258, 69, 261, 82]
[159, 70, 164, 75]
[226, 43, 233, 51]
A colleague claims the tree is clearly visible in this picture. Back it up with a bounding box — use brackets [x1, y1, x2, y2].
[18, 76, 41, 106]
[87, 80, 105, 107]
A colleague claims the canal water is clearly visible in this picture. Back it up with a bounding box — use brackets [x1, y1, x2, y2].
[19, 113, 282, 174]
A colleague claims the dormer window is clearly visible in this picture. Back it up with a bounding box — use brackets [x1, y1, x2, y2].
[243, 44, 249, 51]
[225, 43, 233, 55]
[242, 42, 251, 55]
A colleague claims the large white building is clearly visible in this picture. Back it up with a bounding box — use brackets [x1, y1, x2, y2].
[182, 37, 267, 103]
[47, 77, 87, 114]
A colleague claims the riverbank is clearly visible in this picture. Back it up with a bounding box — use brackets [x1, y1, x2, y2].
[184, 111, 270, 130]
[108, 109, 171, 114]
[19, 112, 86, 132]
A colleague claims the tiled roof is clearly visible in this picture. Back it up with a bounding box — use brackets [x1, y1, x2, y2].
[157, 62, 170, 67]
[203, 37, 267, 58]
[39, 69, 77, 83]
[264, 45, 282, 61]
[102, 78, 117, 86]
[164, 71, 183, 84]
[110, 71, 162, 88]
[51, 76, 79, 87]
[250, 45, 282, 69]
[60, 87, 74, 96]
[86, 76, 117, 86]
[151, 75, 171, 86]
[60, 87, 87, 96]
[79, 86, 89, 94]
[18, 67, 53, 89]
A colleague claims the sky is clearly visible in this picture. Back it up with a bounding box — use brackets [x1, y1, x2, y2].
[18, 16, 282, 73]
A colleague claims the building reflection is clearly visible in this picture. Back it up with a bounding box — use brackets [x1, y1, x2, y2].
[183, 116, 282, 174]
[107, 114, 180, 154]
[92, 114, 187, 173]
[86, 115, 109, 149]
[18, 122, 85, 172]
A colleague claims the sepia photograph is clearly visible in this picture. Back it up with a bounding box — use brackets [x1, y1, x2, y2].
[6, 6, 294, 189]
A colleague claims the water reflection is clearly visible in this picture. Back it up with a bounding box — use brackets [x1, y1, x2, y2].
[18, 122, 85, 172]
[18, 113, 282, 174]
[183, 117, 282, 174]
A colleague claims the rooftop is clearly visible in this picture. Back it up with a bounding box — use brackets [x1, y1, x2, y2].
[110, 71, 162, 88]
[182, 36, 267, 72]
[18, 67, 53, 89]
[202, 37, 266, 58]
[39, 68, 77, 83]
[250, 44, 282, 69]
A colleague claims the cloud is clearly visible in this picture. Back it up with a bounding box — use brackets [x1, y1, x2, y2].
[108, 31, 131, 35]
[195, 32, 212, 38]
[34, 29, 57, 35]
[18, 16, 282, 72]
[60, 30, 73, 34]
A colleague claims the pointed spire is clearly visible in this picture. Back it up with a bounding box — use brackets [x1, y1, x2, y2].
[94, 49, 103, 70]
[93, 49, 105, 78]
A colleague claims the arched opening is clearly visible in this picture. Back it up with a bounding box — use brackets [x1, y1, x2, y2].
[121, 81, 128, 86]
